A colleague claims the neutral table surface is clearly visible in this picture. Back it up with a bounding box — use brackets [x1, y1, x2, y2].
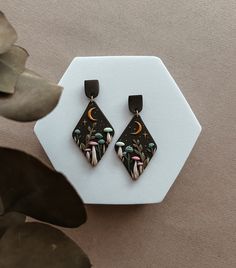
[0, 1, 235, 267]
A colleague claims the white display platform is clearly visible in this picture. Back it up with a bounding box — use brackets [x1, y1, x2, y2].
[34, 56, 201, 204]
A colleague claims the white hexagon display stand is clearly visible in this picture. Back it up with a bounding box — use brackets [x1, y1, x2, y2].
[34, 56, 201, 204]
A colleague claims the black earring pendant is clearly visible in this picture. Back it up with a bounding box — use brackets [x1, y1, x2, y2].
[115, 95, 157, 180]
[72, 80, 114, 166]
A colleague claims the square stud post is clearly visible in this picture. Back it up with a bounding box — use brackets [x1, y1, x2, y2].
[128, 95, 143, 114]
[84, 80, 99, 99]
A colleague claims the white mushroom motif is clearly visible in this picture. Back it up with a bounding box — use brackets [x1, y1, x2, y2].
[132, 156, 140, 180]
[89, 141, 98, 166]
[103, 127, 113, 144]
[84, 148, 91, 161]
[116, 141, 125, 159]
[137, 161, 144, 174]
[73, 129, 81, 144]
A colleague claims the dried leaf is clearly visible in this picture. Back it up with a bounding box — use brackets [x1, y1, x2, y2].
[0, 212, 25, 239]
[0, 45, 28, 73]
[0, 222, 91, 268]
[0, 62, 18, 94]
[0, 45, 29, 94]
[0, 69, 63, 121]
[0, 147, 86, 227]
[0, 11, 17, 54]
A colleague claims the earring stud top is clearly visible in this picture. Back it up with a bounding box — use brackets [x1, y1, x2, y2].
[128, 95, 143, 114]
[84, 80, 99, 99]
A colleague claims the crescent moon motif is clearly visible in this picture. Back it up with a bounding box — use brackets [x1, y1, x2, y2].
[87, 107, 97, 122]
[131, 121, 142, 135]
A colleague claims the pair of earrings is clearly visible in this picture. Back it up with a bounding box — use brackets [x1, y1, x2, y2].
[72, 80, 157, 180]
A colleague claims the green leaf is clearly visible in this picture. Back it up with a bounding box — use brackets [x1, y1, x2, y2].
[0, 69, 63, 122]
[79, 143, 86, 150]
[0, 147, 86, 228]
[133, 144, 139, 149]
[0, 12, 17, 54]
[86, 134, 90, 143]
[141, 152, 146, 162]
[0, 222, 91, 268]
[143, 159, 148, 169]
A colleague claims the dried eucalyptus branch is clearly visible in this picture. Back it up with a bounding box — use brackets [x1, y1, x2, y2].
[0, 11, 91, 267]
[0, 11, 63, 121]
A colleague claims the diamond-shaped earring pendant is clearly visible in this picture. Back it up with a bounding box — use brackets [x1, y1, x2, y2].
[72, 80, 114, 166]
[115, 95, 157, 180]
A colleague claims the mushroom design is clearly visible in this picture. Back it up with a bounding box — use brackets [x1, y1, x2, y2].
[137, 161, 144, 174]
[148, 142, 156, 154]
[98, 139, 106, 154]
[125, 146, 133, 153]
[125, 146, 134, 171]
[84, 148, 91, 161]
[103, 127, 113, 144]
[116, 141, 125, 159]
[95, 132, 103, 139]
[132, 156, 140, 180]
[88, 141, 98, 166]
[73, 129, 81, 144]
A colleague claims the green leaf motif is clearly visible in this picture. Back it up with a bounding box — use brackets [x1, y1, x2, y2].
[80, 143, 86, 150]
[133, 144, 139, 149]
[141, 152, 146, 162]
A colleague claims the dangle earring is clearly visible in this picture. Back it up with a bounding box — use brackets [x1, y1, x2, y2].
[72, 80, 114, 166]
[115, 95, 157, 180]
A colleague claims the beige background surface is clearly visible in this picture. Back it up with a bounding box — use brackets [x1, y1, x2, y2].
[0, 1, 236, 267]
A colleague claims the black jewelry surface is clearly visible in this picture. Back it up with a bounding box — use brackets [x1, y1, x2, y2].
[115, 115, 157, 180]
[72, 101, 114, 166]
[128, 95, 143, 113]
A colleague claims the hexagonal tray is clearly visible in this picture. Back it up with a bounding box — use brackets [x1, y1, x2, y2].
[34, 56, 201, 204]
